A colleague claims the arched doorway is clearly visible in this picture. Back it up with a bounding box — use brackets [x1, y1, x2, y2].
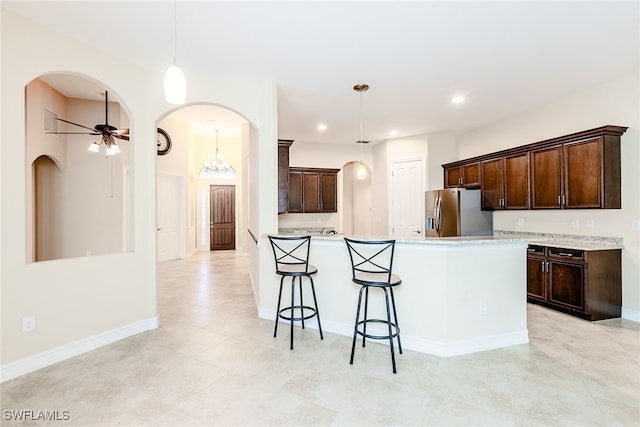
[156, 104, 249, 260]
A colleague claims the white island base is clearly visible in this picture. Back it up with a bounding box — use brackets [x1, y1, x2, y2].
[259, 235, 529, 358]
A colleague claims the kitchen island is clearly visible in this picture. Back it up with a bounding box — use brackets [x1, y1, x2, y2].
[259, 234, 531, 357]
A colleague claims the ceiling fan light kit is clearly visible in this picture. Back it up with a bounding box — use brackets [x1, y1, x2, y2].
[46, 90, 129, 157]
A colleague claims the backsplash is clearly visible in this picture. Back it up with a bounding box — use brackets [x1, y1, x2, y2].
[278, 212, 339, 231]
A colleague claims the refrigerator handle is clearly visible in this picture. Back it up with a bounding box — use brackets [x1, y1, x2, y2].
[435, 196, 442, 234]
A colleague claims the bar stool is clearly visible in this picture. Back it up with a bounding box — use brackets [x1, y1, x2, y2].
[268, 235, 323, 350]
[344, 237, 402, 373]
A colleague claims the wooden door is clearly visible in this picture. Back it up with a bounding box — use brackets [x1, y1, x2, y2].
[564, 137, 602, 208]
[504, 153, 530, 209]
[210, 185, 235, 250]
[481, 158, 504, 210]
[531, 145, 562, 209]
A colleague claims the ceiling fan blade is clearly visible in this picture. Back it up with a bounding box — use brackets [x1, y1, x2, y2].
[45, 131, 100, 135]
[55, 117, 98, 132]
[112, 128, 129, 135]
[114, 134, 130, 141]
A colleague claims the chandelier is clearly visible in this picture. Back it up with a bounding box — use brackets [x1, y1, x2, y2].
[199, 129, 237, 179]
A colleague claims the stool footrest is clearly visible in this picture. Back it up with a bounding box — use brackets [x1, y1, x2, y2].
[356, 318, 400, 340]
[278, 305, 319, 322]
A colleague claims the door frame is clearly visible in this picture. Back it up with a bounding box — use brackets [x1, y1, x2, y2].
[388, 157, 426, 237]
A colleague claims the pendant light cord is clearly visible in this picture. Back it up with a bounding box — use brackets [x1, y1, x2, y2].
[173, 0, 177, 65]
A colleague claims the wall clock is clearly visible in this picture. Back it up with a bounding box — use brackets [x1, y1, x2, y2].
[156, 127, 172, 155]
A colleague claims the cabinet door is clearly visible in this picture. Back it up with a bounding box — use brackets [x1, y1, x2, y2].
[302, 172, 320, 213]
[564, 137, 602, 208]
[320, 172, 337, 212]
[526, 255, 546, 302]
[504, 153, 529, 209]
[444, 166, 462, 188]
[481, 158, 504, 210]
[548, 261, 584, 311]
[462, 163, 480, 188]
[531, 145, 562, 209]
[277, 143, 290, 214]
[288, 171, 303, 213]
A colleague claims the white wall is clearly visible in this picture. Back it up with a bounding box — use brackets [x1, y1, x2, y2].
[456, 73, 640, 319]
[1, 10, 277, 381]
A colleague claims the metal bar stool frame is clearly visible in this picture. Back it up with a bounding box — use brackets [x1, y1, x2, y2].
[268, 235, 323, 350]
[344, 237, 403, 373]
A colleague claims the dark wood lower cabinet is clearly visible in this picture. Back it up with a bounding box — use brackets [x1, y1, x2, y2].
[526, 245, 621, 320]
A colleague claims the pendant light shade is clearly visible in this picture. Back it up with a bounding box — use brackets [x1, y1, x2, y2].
[354, 83, 369, 180]
[164, 64, 187, 105]
[164, 0, 187, 105]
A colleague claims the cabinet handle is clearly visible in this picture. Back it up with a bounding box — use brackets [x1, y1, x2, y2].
[541, 261, 545, 272]
[545, 262, 549, 273]
[558, 195, 561, 206]
[459, 177, 463, 185]
[562, 194, 566, 206]
[558, 252, 573, 257]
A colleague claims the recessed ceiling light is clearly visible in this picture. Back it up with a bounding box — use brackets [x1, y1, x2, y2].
[389, 130, 399, 137]
[317, 123, 327, 131]
[451, 95, 466, 104]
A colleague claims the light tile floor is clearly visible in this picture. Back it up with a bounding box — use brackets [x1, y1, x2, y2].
[2, 250, 639, 426]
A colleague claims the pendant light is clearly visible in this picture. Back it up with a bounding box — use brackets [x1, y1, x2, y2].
[199, 129, 237, 179]
[354, 83, 369, 180]
[164, 0, 187, 104]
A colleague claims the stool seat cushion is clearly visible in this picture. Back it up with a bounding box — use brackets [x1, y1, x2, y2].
[277, 264, 318, 276]
[353, 271, 402, 286]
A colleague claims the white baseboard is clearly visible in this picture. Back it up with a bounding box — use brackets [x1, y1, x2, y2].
[621, 307, 640, 323]
[258, 308, 528, 357]
[0, 316, 158, 383]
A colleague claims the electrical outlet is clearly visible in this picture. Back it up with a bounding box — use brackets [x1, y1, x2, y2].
[517, 218, 524, 226]
[633, 220, 640, 231]
[571, 218, 580, 228]
[587, 219, 595, 229]
[479, 301, 488, 315]
[22, 316, 35, 333]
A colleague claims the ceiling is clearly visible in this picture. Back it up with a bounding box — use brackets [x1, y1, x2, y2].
[4, 1, 639, 145]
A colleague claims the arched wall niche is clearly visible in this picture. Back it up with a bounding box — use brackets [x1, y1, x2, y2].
[25, 73, 133, 263]
[342, 160, 372, 235]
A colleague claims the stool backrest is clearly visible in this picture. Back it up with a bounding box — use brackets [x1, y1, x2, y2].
[344, 238, 396, 283]
[268, 235, 312, 274]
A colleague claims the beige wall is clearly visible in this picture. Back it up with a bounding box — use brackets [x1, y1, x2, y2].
[1, 10, 278, 381]
[456, 73, 640, 318]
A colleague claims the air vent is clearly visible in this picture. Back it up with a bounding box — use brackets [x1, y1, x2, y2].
[42, 107, 58, 134]
[355, 140, 370, 144]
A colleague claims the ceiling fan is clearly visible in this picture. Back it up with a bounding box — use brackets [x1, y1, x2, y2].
[47, 90, 129, 154]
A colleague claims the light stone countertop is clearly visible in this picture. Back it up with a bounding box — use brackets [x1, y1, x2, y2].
[271, 230, 623, 250]
[494, 230, 623, 250]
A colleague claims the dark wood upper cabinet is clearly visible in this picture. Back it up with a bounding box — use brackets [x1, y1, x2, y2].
[444, 162, 480, 188]
[277, 140, 293, 214]
[444, 125, 626, 210]
[288, 167, 339, 213]
[481, 153, 529, 210]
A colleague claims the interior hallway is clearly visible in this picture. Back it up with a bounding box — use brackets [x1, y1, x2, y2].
[1, 250, 639, 426]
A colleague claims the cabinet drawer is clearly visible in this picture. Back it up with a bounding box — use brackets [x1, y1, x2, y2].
[527, 245, 545, 256]
[547, 247, 584, 261]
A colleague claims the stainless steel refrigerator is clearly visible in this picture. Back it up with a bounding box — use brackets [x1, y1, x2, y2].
[425, 188, 493, 237]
